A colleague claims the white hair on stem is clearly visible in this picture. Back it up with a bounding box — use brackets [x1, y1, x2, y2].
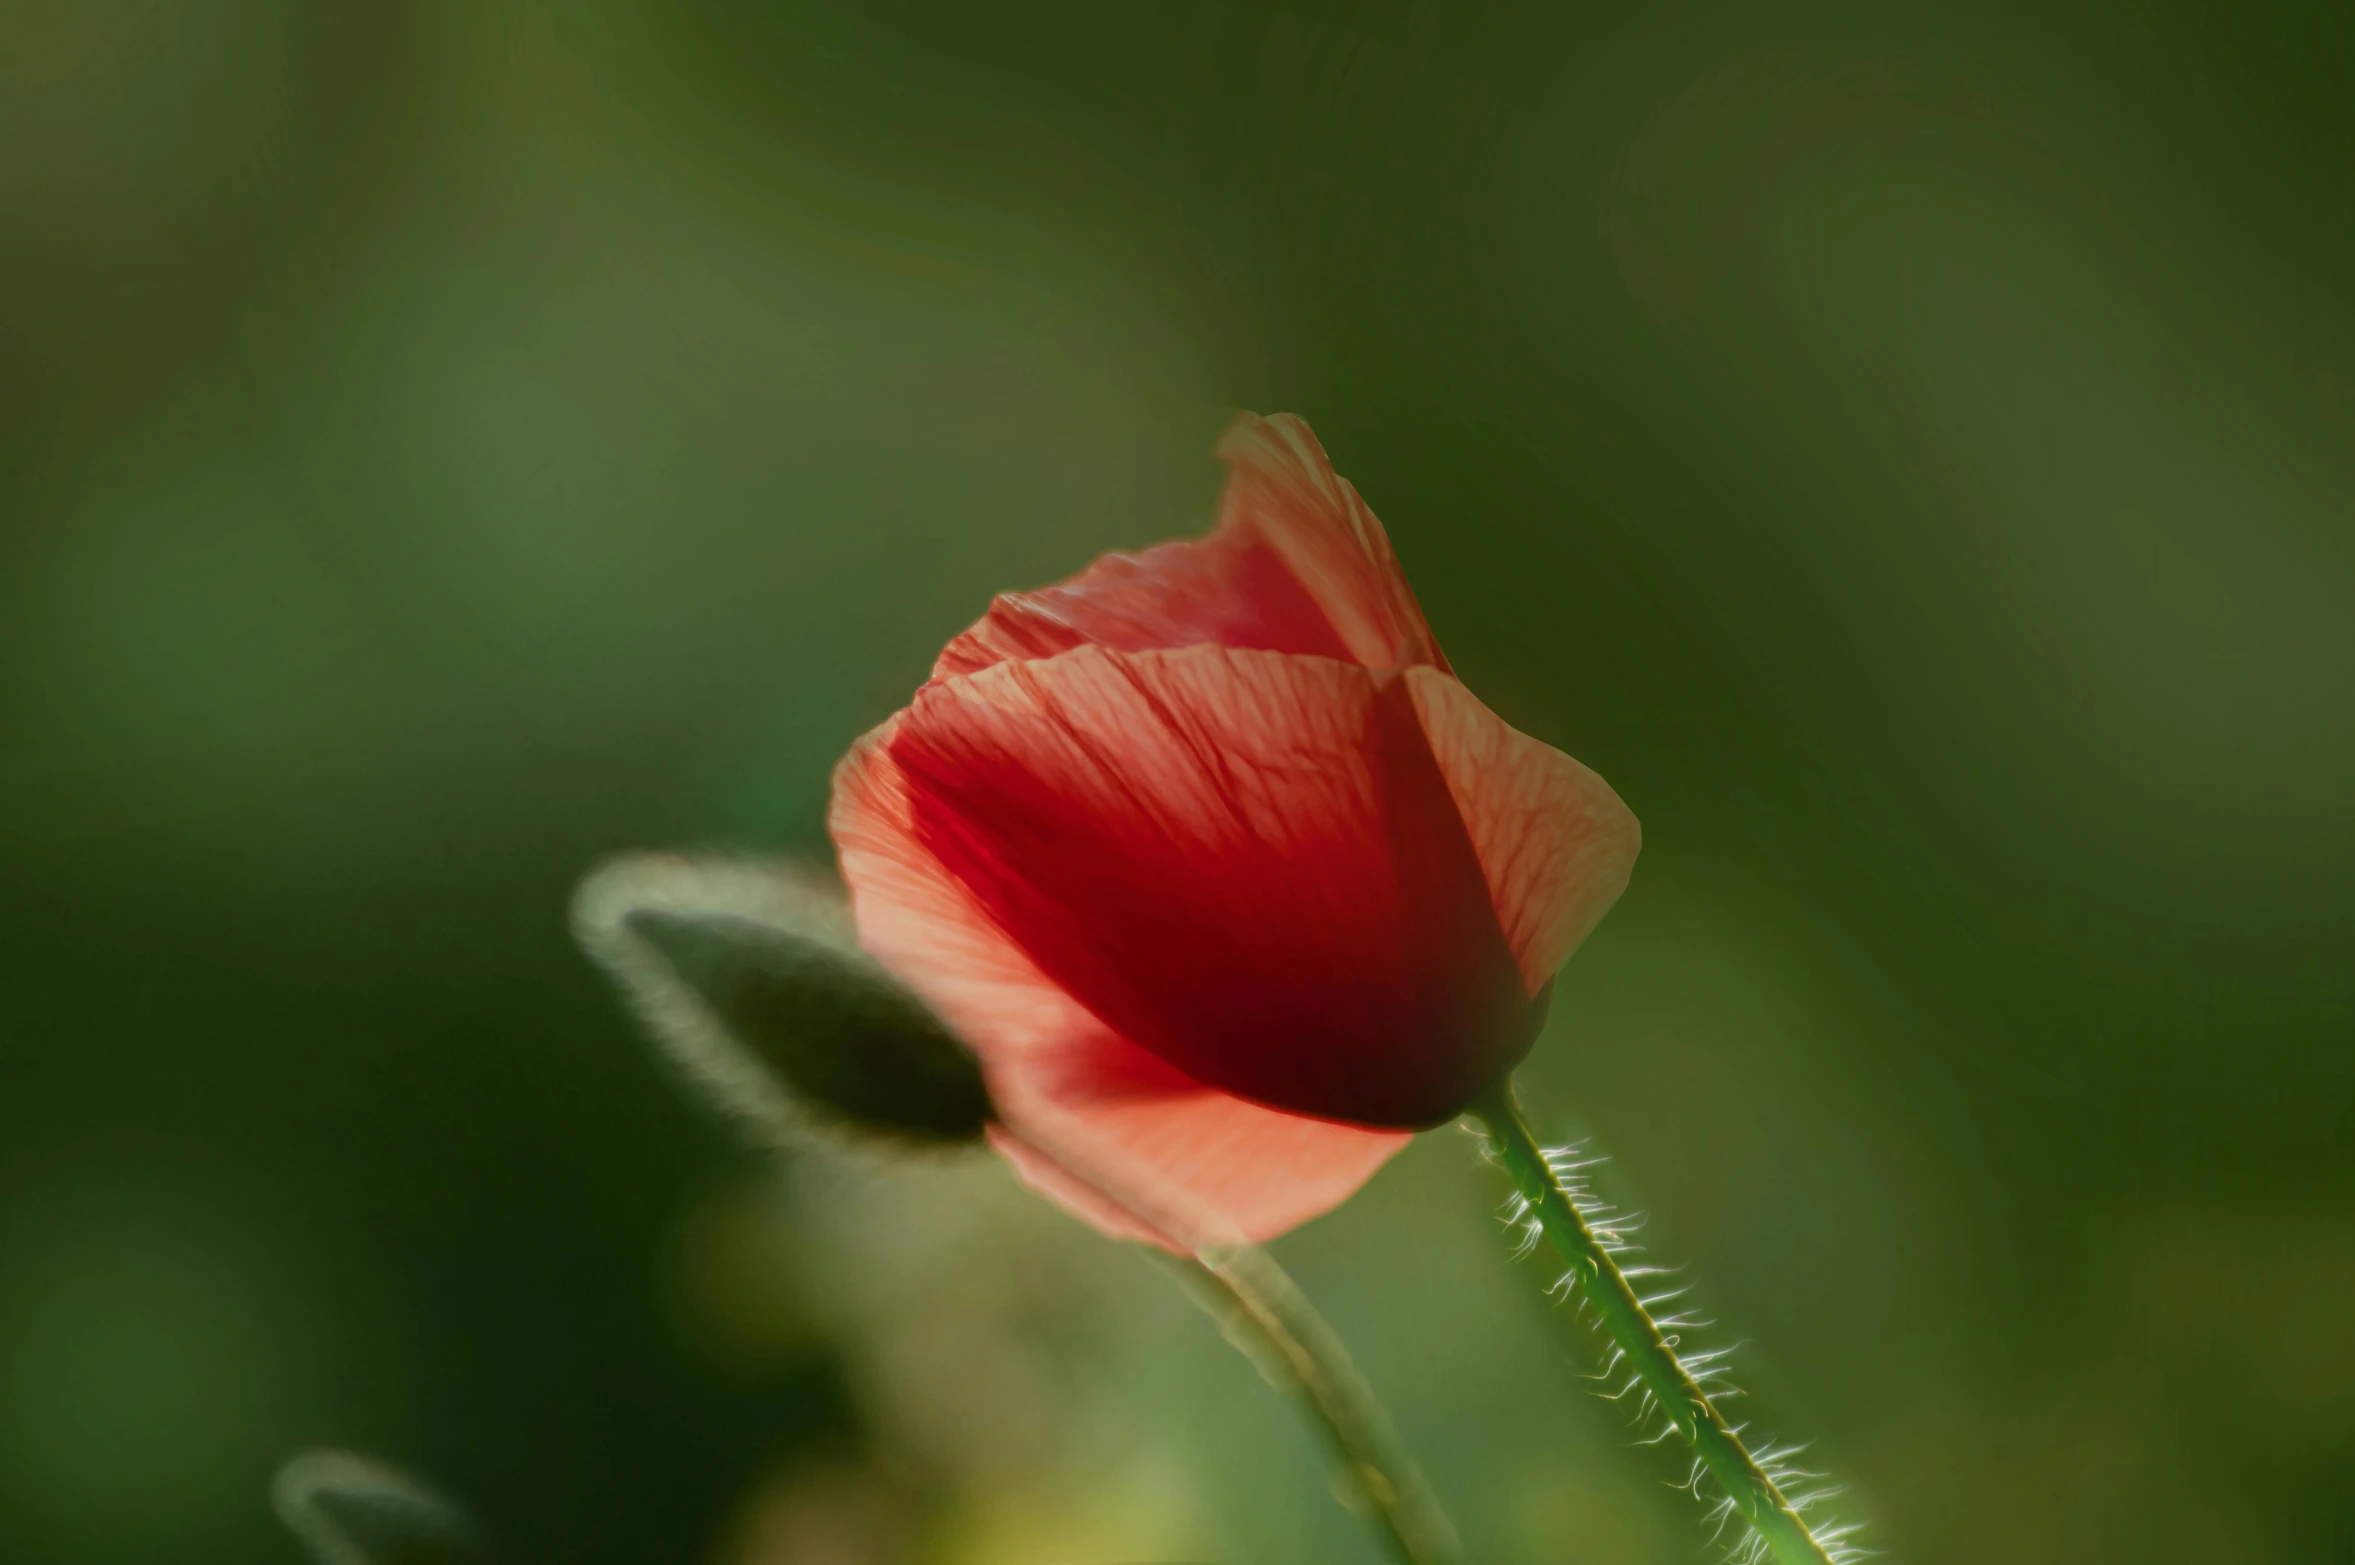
[1473, 1118, 1880, 1565]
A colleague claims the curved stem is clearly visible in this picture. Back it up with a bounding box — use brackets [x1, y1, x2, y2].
[272, 1449, 483, 1565]
[1468, 1081, 1836, 1565]
[1157, 1245, 1464, 1565]
[1006, 1126, 1463, 1565]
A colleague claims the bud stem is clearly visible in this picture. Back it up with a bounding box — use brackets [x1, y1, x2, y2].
[1467, 1081, 1837, 1565]
[1161, 1245, 1465, 1565]
[1017, 1130, 1461, 1565]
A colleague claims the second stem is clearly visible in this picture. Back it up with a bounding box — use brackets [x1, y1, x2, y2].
[1467, 1082, 1835, 1565]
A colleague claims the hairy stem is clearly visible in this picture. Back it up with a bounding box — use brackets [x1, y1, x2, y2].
[1468, 1081, 1836, 1565]
[1157, 1245, 1464, 1565]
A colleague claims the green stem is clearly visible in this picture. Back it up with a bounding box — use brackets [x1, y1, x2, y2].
[1016, 1131, 1463, 1565]
[1468, 1081, 1836, 1565]
[1159, 1246, 1465, 1565]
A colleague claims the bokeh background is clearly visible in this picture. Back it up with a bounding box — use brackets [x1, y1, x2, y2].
[4, 2, 2352, 1562]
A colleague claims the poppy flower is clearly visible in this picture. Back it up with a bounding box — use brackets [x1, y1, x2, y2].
[830, 413, 1638, 1246]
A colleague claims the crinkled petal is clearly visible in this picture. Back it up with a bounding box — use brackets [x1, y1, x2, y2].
[1214, 412, 1449, 672]
[934, 529, 1353, 680]
[931, 411, 1444, 680]
[830, 718, 1408, 1246]
[887, 644, 1534, 1128]
[1405, 667, 1641, 992]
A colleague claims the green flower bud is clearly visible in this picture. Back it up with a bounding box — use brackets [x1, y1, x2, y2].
[572, 854, 992, 1146]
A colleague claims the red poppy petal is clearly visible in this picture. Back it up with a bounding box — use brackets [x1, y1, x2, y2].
[831, 716, 1406, 1246]
[986, 1035, 1411, 1249]
[933, 527, 1352, 681]
[931, 411, 1445, 681]
[832, 714, 1089, 1057]
[889, 644, 1534, 1128]
[1405, 668, 1641, 993]
[1215, 412, 1449, 673]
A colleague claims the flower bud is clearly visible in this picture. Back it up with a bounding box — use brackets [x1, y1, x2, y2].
[572, 854, 993, 1146]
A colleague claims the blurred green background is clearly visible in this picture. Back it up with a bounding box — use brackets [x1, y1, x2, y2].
[3, 2, 2351, 1562]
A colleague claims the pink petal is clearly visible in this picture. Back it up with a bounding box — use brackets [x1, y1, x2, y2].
[830, 715, 1409, 1247]
[887, 644, 1535, 1128]
[1405, 668, 1641, 993]
[934, 527, 1351, 680]
[1214, 412, 1449, 673]
[931, 411, 1445, 680]
[985, 1037, 1411, 1250]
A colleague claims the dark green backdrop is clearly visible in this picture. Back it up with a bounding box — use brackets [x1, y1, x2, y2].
[3, 3, 2350, 1563]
